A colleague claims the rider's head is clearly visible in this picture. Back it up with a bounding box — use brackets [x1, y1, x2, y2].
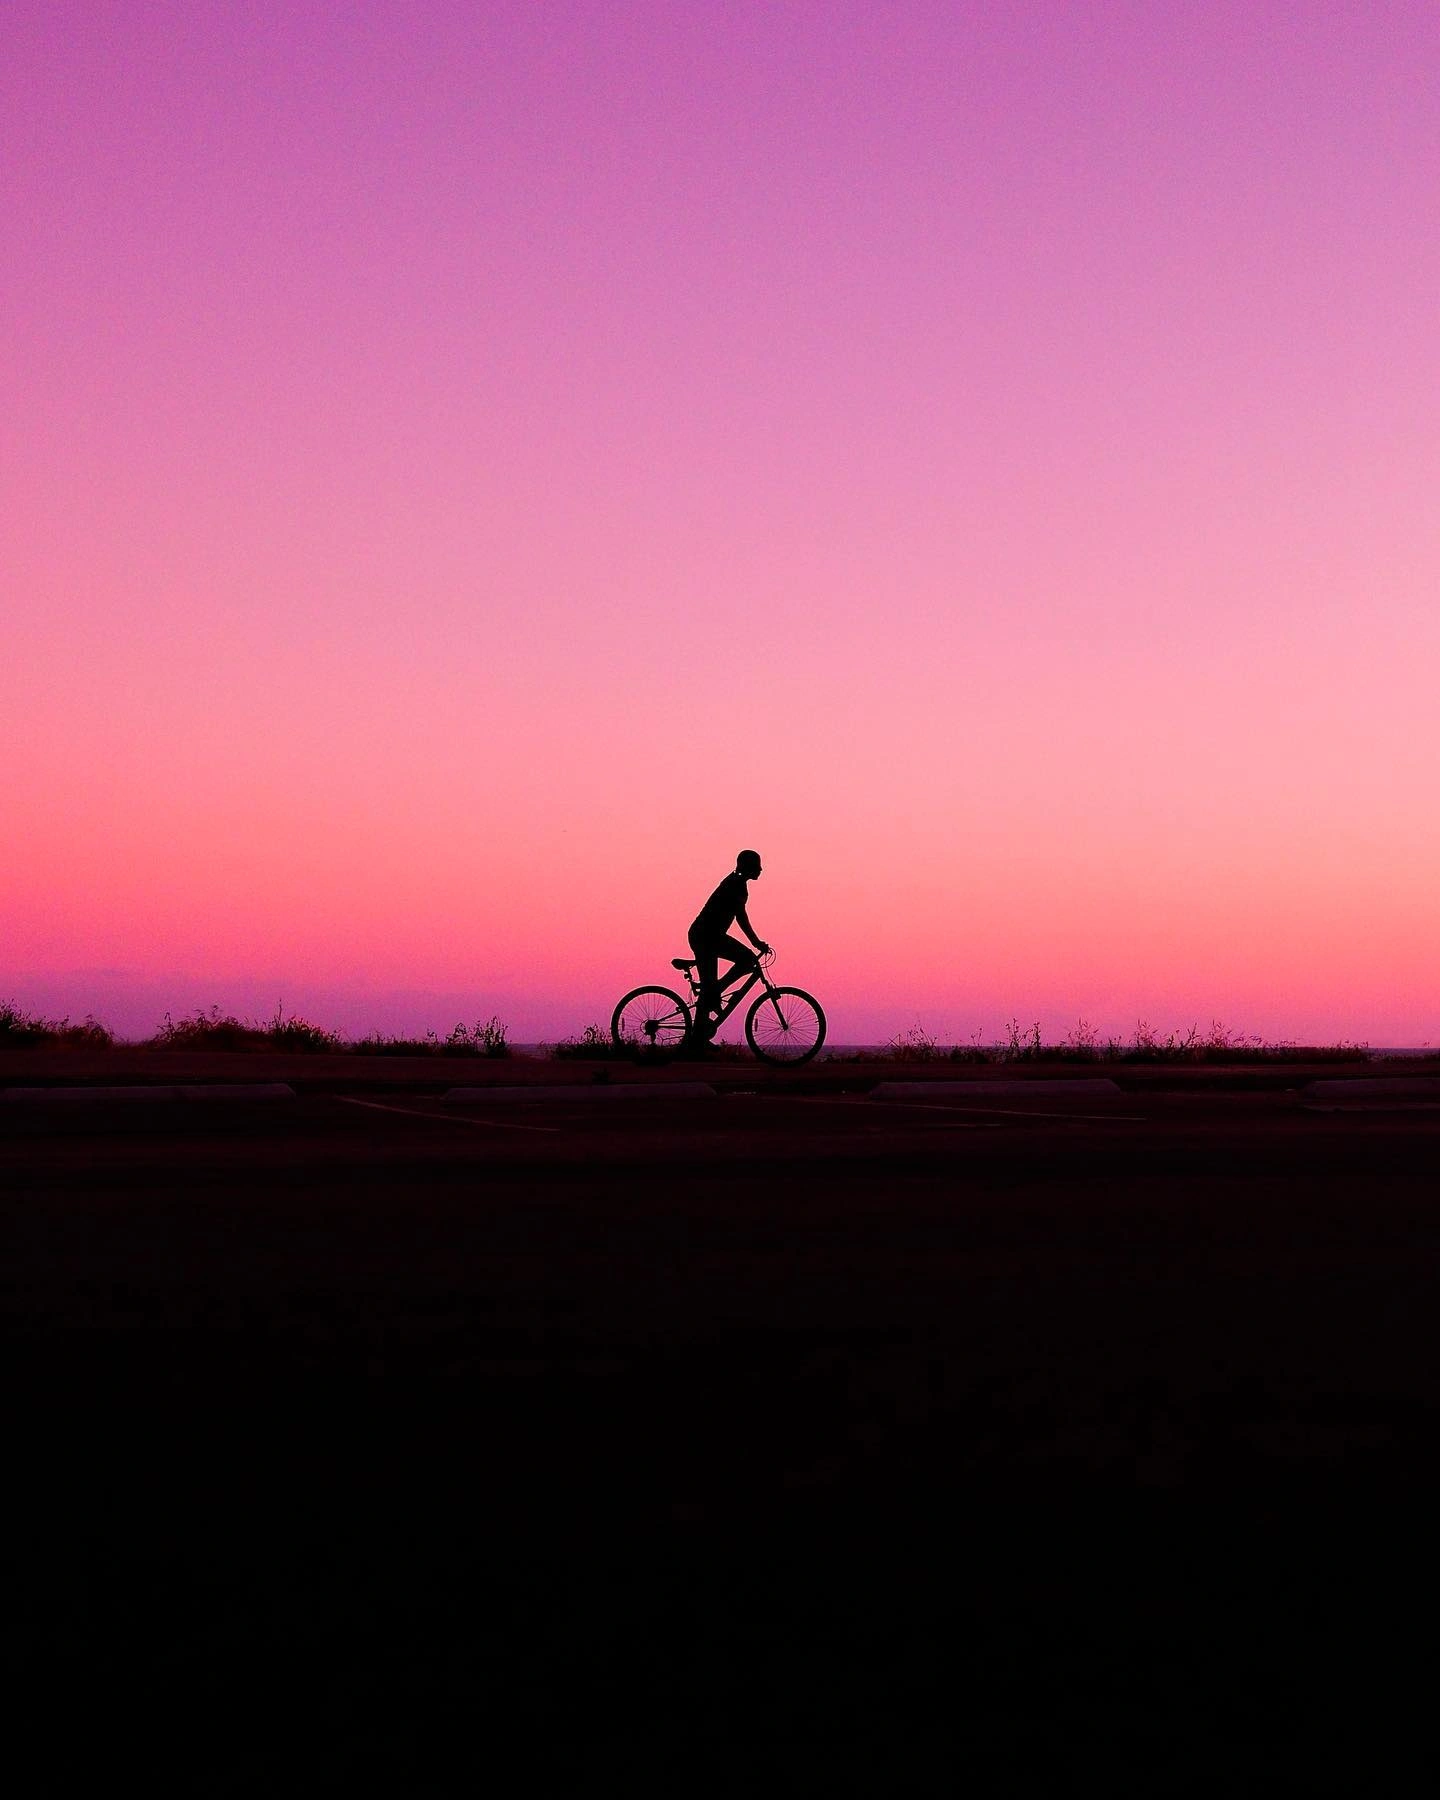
[736, 849, 762, 878]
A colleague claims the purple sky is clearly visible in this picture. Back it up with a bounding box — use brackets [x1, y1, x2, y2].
[5, 2, 1439, 1043]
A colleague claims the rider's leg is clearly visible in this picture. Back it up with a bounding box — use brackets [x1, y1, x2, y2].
[687, 933, 721, 1040]
[714, 934, 760, 1001]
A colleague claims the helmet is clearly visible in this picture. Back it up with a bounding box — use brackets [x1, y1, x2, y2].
[736, 849, 762, 876]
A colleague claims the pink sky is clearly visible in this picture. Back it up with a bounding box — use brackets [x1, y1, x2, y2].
[5, 1, 1438, 1045]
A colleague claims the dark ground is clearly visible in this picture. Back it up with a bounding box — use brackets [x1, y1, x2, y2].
[6, 1067, 1440, 1791]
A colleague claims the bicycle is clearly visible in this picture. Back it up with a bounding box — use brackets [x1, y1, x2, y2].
[611, 950, 827, 1065]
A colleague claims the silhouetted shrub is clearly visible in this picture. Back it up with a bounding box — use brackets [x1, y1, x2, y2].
[149, 1008, 266, 1051]
[349, 1031, 445, 1056]
[264, 1005, 341, 1053]
[0, 1001, 113, 1048]
[148, 1005, 339, 1053]
[887, 1025, 944, 1062]
[447, 1016, 510, 1057]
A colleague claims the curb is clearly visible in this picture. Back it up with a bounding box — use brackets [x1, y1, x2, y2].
[1305, 1078, 1440, 1100]
[444, 1083, 716, 1104]
[2, 1084, 296, 1105]
[870, 1079, 1123, 1102]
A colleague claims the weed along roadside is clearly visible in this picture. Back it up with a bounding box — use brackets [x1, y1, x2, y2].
[1, 997, 1416, 1076]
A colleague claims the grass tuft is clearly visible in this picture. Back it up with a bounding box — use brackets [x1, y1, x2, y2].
[552, 1023, 630, 1061]
[836, 1018, 1374, 1066]
[349, 1016, 511, 1058]
[886, 1024, 945, 1062]
[447, 1015, 511, 1058]
[147, 1004, 339, 1054]
[0, 1000, 114, 1049]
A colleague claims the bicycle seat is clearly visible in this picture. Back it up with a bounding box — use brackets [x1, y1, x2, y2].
[671, 957, 696, 971]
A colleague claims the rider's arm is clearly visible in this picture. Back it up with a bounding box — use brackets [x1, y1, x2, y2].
[736, 907, 769, 954]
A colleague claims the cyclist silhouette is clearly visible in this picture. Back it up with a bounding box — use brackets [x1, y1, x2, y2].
[688, 849, 771, 1042]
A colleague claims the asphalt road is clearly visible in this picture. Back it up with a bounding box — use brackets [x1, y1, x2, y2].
[7, 1086, 1440, 1792]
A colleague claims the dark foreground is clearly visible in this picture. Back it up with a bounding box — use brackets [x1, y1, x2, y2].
[7, 1080, 1440, 1792]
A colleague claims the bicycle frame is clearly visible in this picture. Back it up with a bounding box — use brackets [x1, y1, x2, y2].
[683, 951, 781, 1032]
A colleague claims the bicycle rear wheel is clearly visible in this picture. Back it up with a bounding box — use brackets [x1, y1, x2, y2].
[745, 987, 826, 1065]
[611, 986, 693, 1053]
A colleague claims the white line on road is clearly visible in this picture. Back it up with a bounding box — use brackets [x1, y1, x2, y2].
[337, 1096, 561, 1134]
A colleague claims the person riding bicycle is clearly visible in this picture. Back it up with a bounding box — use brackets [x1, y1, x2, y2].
[688, 850, 771, 1043]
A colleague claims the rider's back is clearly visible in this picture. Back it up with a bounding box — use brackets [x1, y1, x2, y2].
[691, 873, 747, 939]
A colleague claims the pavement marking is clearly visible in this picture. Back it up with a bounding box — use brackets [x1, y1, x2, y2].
[788, 1095, 1146, 1123]
[337, 1096, 561, 1134]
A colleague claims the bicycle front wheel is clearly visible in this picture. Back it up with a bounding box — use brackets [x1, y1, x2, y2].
[611, 986, 693, 1053]
[745, 987, 826, 1065]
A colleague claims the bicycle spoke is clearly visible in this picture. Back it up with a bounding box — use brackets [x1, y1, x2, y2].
[611, 986, 692, 1052]
[746, 987, 825, 1064]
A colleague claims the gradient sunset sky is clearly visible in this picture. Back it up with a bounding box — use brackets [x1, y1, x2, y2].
[6, 1, 1437, 1044]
